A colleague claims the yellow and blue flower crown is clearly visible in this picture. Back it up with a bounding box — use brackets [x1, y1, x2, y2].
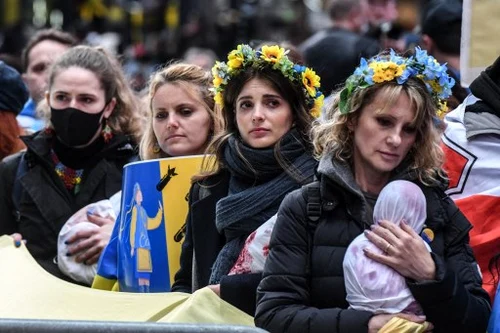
[339, 47, 455, 118]
[211, 44, 324, 118]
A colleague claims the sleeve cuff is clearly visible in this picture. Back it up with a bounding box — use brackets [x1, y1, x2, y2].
[407, 253, 455, 305]
[220, 273, 262, 315]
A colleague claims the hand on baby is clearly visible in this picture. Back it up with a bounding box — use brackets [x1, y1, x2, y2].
[65, 213, 114, 265]
[363, 220, 436, 282]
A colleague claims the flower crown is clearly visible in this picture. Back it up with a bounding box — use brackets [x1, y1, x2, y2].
[211, 44, 324, 118]
[339, 47, 455, 118]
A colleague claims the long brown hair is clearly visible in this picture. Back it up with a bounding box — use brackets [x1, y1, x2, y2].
[41, 45, 145, 144]
[197, 66, 315, 182]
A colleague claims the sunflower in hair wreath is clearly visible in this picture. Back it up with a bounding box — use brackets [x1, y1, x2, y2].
[211, 44, 324, 118]
[339, 47, 455, 119]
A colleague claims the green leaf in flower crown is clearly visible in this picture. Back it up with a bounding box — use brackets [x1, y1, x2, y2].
[339, 87, 350, 114]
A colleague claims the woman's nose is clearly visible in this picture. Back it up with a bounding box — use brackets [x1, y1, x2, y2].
[387, 130, 402, 146]
[251, 105, 265, 123]
[167, 114, 179, 129]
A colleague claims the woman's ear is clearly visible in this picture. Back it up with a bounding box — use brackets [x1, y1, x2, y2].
[103, 97, 117, 118]
[45, 91, 50, 106]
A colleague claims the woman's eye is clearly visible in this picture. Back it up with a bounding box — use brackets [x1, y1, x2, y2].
[239, 101, 252, 109]
[404, 126, 417, 134]
[55, 95, 66, 101]
[267, 99, 280, 108]
[179, 108, 192, 116]
[155, 112, 167, 120]
[376, 118, 392, 127]
[83, 98, 93, 104]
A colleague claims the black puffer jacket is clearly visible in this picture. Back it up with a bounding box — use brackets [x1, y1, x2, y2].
[255, 153, 490, 333]
[0, 131, 136, 281]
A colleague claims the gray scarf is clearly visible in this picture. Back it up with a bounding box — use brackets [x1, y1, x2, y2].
[209, 129, 317, 283]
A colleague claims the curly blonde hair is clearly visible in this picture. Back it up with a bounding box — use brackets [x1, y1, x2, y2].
[312, 78, 445, 185]
[139, 62, 218, 160]
[41, 45, 145, 144]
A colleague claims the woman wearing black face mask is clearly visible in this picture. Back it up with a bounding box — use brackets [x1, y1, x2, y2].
[0, 45, 144, 284]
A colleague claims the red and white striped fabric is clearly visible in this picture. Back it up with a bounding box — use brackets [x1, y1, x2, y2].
[442, 96, 500, 301]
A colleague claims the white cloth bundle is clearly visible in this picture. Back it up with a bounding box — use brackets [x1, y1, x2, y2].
[343, 180, 428, 314]
[57, 192, 121, 285]
[229, 214, 277, 275]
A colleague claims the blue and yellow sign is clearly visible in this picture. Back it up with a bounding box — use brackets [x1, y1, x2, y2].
[94, 155, 204, 292]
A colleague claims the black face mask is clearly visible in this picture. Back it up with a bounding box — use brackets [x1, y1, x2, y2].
[50, 106, 106, 147]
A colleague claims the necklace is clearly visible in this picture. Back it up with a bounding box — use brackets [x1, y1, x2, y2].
[50, 150, 84, 194]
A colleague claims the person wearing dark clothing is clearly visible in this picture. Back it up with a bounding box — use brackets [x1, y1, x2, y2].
[18, 28, 78, 133]
[171, 44, 322, 315]
[0, 46, 144, 282]
[0, 132, 135, 280]
[256, 48, 490, 332]
[300, 0, 380, 95]
[421, 0, 468, 112]
[442, 55, 500, 303]
[0, 61, 29, 160]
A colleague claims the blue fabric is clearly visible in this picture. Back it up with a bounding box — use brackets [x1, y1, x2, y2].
[19, 98, 36, 117]
[17, 98, 45, 131]
[95, 212, 121, 280]
[489, 285, 500, 333]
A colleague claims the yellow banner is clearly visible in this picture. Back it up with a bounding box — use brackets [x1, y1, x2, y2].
[0, 236, 253, 325]
[461, 0, 500, 86]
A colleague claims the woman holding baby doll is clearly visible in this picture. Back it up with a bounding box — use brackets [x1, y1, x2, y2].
[255, 48, 490, 333]
[0, 45, 143, 282]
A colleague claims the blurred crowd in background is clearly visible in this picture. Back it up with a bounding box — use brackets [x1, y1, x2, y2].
[0, 0, 457, 92]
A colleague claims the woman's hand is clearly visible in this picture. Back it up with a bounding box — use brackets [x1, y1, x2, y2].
[368, 313, 433, 333]
[363, 220, 436, 281]
[66, 214, 114, 265]
[208, 284, 221, 297]
[11, 233, 24, 247]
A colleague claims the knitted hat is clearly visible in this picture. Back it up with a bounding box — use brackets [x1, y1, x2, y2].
[0, 61, 29, 115]
[421, 1, 462, 55]
[484, 56, 500, 86]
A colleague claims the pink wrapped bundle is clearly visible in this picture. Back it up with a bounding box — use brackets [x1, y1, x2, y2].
[343, 180, 427, 314]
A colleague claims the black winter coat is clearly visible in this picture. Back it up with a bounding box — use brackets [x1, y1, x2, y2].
[256, 160, 490, 333]
[0, 131, 136, 281]
[170, 170, 262, 315]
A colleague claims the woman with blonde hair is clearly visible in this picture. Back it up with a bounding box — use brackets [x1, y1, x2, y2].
[93, 62, 219, 291]
[139, 62, 218, 160]
[0, 45, 143, 282]
[256, 48, 490, 332]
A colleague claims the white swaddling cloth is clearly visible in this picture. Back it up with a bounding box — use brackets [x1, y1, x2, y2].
[343, 180, 428, 314]
[57, 192, 121, 285]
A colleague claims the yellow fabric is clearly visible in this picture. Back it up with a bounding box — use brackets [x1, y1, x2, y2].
[137, 248, 152, 272]
[91, 275, 119, 291]
[130, 207, 137, 248]
[157, 288, 254, 326]
[0, 235, 253, 326]
[378, 317, 430, 333]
